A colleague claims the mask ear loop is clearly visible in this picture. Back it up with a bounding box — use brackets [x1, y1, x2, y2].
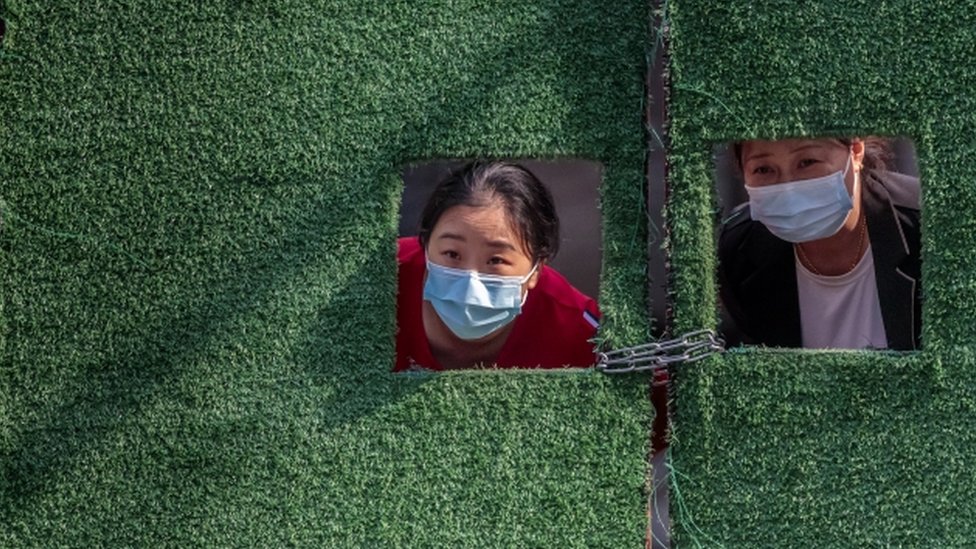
[518, 262, 540, 306]
[842, 148, 862, 228]
[847, 148, 861, 198]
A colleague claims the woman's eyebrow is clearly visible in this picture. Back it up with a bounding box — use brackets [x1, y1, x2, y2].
[437, 232, 466, 242]
[485, 239, 517, 251]
[789, 144, 825, 154]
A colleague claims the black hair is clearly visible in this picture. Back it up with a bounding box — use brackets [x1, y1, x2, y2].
[417, 161, 560, 263]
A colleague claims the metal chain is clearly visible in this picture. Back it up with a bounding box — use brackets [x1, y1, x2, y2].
[596, 329, 725, 374]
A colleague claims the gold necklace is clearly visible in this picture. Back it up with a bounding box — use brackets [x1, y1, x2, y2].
[797, 215, 867, 276]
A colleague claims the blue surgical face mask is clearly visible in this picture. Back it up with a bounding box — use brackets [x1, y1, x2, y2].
[423, 259, 538, 341]
[746, 153, 855, 243]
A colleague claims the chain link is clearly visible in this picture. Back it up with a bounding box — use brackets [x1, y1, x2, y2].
[596, 329, 725, 374]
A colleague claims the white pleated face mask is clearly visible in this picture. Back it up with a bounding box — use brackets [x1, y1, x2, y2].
[746, 153, 855, 243]
[422, 259, 537, 341]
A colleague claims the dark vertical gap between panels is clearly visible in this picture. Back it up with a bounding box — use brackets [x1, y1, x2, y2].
[0, 17, 6, 46]
[646, 9, 668, 341]
[646, 2, 670, 548]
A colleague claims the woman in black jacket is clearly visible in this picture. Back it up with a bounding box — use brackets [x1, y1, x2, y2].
[718, 137, 921, 350]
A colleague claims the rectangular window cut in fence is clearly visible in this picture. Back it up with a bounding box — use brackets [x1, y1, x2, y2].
[714, 137, 922, 351]
[395, 159, 603, 371]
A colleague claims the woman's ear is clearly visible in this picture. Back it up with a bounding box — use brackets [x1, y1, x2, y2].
[851, 138, 866, 171]
[525, 261, 544, 291]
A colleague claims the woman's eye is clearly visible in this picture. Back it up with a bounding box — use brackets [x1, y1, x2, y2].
[442, 250, 460, 260]
[751, 165, 773, 175]
[488, 256, 508, 266]
[798, 158, 819, 169]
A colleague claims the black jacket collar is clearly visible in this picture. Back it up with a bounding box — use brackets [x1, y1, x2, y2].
[719, 170, 921, 350]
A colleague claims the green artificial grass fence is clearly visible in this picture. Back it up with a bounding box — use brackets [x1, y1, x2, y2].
[0, 1, 651, 546]
[667, 1, 976, 546]
[8, 0, 974, 546]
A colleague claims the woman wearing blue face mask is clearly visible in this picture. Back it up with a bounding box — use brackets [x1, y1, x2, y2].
[718, 137, 921, 350]
[394, 161, 601, 371]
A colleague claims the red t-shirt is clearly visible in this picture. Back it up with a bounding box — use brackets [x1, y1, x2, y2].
[394, 237, 600, 371]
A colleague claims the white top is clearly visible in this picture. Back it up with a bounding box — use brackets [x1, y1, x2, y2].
[795, 245, 888, 349]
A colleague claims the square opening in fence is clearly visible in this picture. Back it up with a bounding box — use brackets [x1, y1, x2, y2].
[394, 159, 603, 371]
[714, 136, 922, 350]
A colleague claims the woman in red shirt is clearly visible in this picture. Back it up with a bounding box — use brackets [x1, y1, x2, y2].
[394, 161, 600, 371]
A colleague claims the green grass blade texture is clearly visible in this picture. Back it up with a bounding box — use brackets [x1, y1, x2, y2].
[668, 2, 976, 546]
[0, 1, 651, 546]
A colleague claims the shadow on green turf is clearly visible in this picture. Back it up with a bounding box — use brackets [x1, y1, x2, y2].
[0, 185, 411, 506]
[1, 6, 647, 541]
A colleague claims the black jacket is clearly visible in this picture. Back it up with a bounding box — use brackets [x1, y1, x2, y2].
[718, 170, 922, 350]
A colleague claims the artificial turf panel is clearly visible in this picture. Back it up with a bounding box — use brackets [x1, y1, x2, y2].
[0, 1, 651, 546]
[667, 1, 976, 546]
